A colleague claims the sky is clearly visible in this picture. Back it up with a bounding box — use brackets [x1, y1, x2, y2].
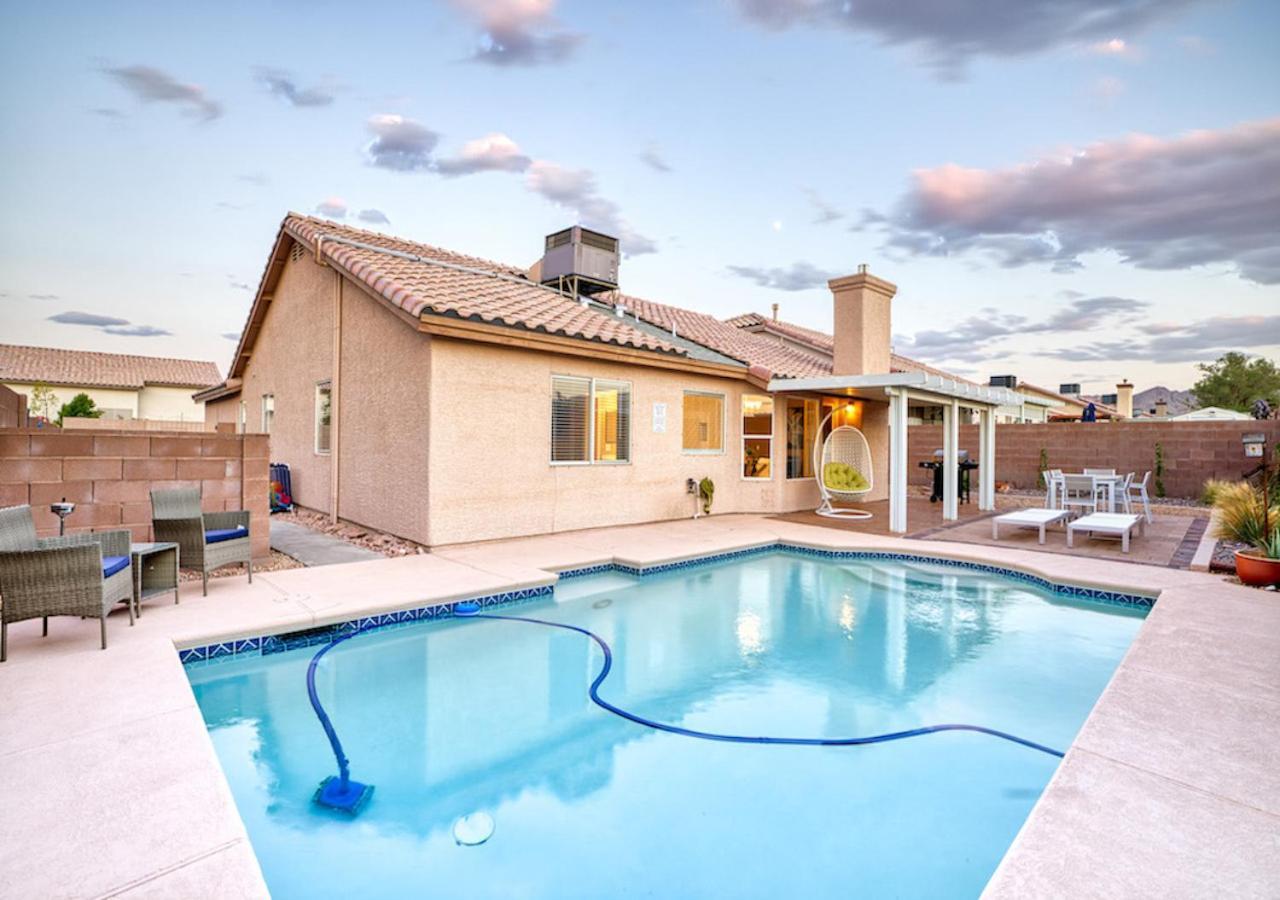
[1, 0, 1278, 395]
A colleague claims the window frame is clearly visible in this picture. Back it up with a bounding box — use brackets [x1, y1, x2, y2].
[261, 393, 274, 435]
[740, 393, 774, 481]
[785, 397, 820, 480]
[314, 381, 332, 455]
[549, 375, 634, 467]
[681, 390, 727, 456]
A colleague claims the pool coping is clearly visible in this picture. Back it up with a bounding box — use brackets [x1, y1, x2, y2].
[177, 541, 1156, 666]
[1, 514, 1275, 898]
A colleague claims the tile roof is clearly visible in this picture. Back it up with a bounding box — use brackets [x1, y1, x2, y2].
[0, 343, 221, 390]
[283, 215, 681, 357]
[609, 294, 832, 378]
[724, 311, 978, 385]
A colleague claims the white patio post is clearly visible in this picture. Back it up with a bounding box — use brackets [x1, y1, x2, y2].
[978, 407, 996, 511]
[889, 387, 909, 533]
[942, 398, 959, 521]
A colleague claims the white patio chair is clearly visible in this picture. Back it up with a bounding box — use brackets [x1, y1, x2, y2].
[1118, 472, 1135, 514]
[1060, 474, 1104, 518]
[813, 413, 874, 519]
[1127, 471, 1154, 523]
[1044, 469, 1064, 509]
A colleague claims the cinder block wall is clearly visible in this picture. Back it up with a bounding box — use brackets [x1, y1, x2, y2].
[908, 420, 1280, 498]
[0, 428, 270, 561]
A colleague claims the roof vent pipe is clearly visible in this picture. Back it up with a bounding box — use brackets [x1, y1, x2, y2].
[615, 304, 626, 318]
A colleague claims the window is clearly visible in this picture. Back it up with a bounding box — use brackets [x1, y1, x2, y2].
[237, 400, 246, 435]
[551, 376, 631, 464]
[786, 398, 820, 479]
[742, 394, 773, 479]
[261, 394, 274, 434]
[682, 391, 725, 453]
[315, 382, 331, 454]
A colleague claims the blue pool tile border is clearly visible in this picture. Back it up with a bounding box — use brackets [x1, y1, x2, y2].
[179, 543, 1154, 666]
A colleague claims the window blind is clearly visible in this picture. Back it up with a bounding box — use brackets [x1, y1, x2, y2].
[551, 376, 590, 462]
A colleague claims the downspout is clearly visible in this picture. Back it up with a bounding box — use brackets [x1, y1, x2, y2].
[330, 270, 343, 524]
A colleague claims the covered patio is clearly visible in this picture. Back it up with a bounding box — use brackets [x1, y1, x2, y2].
[769, 372, 1023, 534]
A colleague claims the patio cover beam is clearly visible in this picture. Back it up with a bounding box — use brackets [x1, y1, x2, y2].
[978, 408, 996, 510]
[888, 387, 909, 533]
[942, 399, 959, 521]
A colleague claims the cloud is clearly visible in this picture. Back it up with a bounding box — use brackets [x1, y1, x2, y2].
[1093, 75, 1126, 99]
[29, 293, 58, 300]
[895, 295, 1150, 363]
[237, 173, 270, 186]
[1088, 37, 1138, 57]
[453, 0, 583, 66]
[254, 67, 335, 107]
[365, 114, 439, 171]
[357, 209, 390, 224]
[221, 332, 240, 341]
[639, 148, 672, 173]
[48, 311, 130, 327]
[526, 160, 656, 255]
[1177, 34, 1215, 56]
[1053, 314, 1280, 362]
[103, 324, 171, 337]
[730, 0, 1203, 77]
[727, 261, 840, 291]
[229, 280, 251, 291]
[103, 64, 222, 120]
[90, 107, 125, 118]
[315, 197, 348, 219]
[869, 118, 1280, 284]
[805, 189, 844, 225]
[436, 132, 532, 175]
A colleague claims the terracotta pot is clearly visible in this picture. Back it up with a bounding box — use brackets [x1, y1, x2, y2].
[1234, 550, 1280, 587]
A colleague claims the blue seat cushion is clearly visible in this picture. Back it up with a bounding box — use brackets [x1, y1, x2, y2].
[102, 555, 129, 578]
[205, 526, 248, 544]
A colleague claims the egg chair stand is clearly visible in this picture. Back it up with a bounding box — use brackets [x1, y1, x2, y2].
[813, 412, 874, 519]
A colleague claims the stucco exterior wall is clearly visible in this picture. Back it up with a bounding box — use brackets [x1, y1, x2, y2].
[137, 385, 205, 422]
[5, 382, 139, 420]
[424, 339, 837, 546]
[225, 246, 335, 510]
[333, 280, 431, 544]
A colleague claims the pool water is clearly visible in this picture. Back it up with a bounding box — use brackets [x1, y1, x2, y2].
[188, 552, 1145, 899]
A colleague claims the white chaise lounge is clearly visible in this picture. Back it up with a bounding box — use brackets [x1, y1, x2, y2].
[991, 508, 1072, 545]
[1066, 512, 1145, 554]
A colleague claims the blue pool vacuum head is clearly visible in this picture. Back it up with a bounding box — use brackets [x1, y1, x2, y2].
[454, 601, 481, 616]
[314, 775, 374, 814]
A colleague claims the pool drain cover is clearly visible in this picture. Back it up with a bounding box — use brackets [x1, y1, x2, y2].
[592, 597, 613, 609]
[453, 812, 494, 846]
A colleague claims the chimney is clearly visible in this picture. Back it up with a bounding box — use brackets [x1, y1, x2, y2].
[771, 302, 779, 322]
[1115, 380, 1134, 419]
[829, 265, 897, 376]
[1154, 398, 1168, 418]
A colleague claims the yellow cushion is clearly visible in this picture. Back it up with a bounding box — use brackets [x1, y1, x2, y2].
[823, 462, 868, 492]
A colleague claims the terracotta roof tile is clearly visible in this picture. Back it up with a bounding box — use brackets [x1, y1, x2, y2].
[723, 311, 977, 385]
[284, 215, 681, 357]
[0, 343, 221, 390]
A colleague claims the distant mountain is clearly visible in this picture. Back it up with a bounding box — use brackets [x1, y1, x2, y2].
[1134, 386, 1195, 416]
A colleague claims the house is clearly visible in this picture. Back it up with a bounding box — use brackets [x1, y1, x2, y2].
[0, 343, 220, 424]
[202, 214, 1026, 544]
[1170, 406, 1251, 421]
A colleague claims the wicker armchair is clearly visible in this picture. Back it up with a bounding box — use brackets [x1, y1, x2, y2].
[0, 504, 134, 661]
[150, 488, 252, 595]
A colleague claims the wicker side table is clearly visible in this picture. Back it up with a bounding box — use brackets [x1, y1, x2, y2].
[130, 542, 180, 617]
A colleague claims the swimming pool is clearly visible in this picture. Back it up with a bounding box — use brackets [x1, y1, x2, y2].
[187, 550, 1147, 898]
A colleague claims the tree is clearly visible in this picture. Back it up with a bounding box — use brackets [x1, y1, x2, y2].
[1191, 353, 1280, 413]
[29, 382, 57, 421]
[56, 392, 102, 426]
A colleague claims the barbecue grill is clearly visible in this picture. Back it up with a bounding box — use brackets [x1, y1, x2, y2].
[918, 450, 979, 504]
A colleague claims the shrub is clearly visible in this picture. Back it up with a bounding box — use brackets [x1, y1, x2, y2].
[1211, 481, 1276, 548]
[56, 392, 102, 426]
[1154, 442, 1167, 498]
[1200, 479, 1235, 506]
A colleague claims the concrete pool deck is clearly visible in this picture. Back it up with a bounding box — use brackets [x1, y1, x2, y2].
[0, 515, 1276, 897]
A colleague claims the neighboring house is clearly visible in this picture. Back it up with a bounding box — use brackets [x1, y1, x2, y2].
[1170, 406, 1251, 421]
[0, 343, 220, 423]
[202, 214, 1020, 545]
[1008, 382, 1120, 422]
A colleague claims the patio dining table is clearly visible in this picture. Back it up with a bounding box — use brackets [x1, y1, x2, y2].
[1048, 472, 1126, 513]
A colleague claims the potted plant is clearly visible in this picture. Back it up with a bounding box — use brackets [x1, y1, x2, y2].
[698, 477, 715, 516]
[1212, 480, 1280, 586]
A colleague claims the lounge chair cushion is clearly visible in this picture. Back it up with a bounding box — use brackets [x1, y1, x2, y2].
[205, 526, 248, 544]
[823, 462, 869, 492]
[102, 555, 129, 578]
